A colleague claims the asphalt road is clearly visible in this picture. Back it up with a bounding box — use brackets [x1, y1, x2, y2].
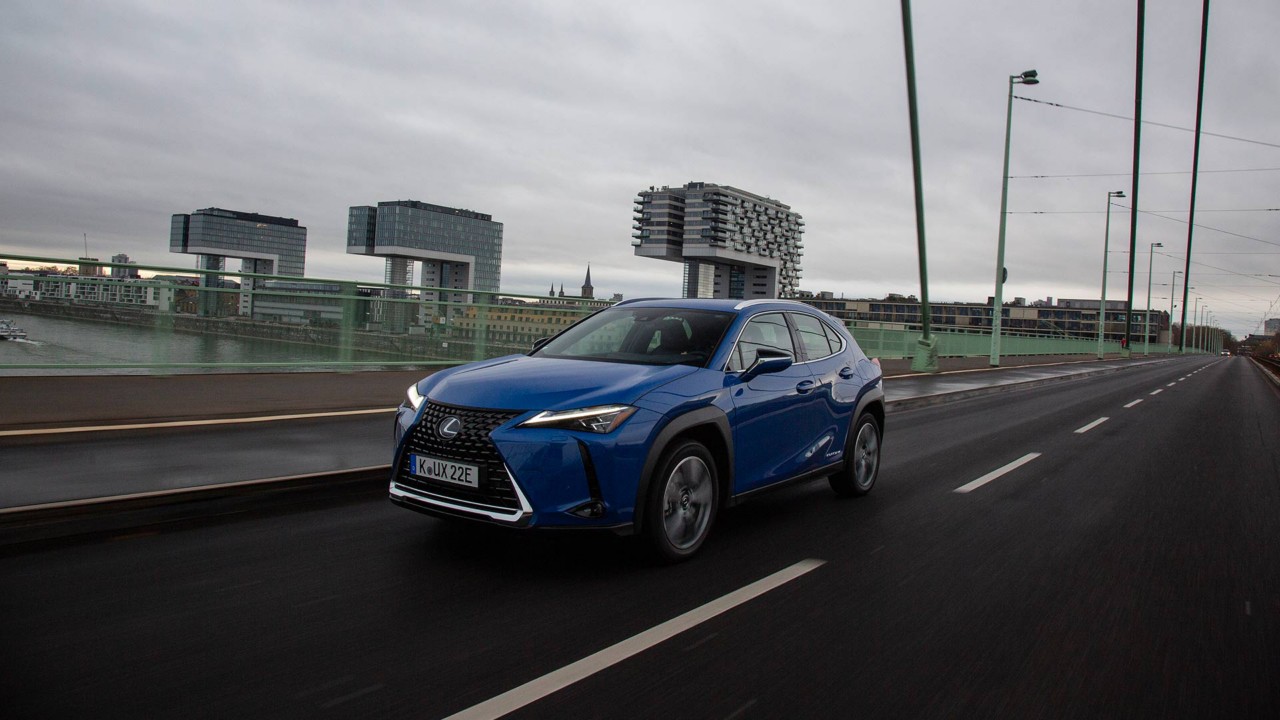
[0, 413, 394, 507]
[2, 355, 1277, 719]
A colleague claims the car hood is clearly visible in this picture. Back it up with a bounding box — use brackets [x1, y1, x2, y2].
[427, 355, 702, 411]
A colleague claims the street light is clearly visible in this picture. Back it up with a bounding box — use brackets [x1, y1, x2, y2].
[1098, 190, 1126, 359]
[1167, 270, 1181, 353]
[990, 68, 1040, 367]
[1202, 307, 1209, 352]
[1144, 241, 1163, 355]
[1197, 301, 1206, 353]
[1191, 296, 1200, 354]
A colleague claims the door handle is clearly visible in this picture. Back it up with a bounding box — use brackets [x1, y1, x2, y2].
[839, 366, 856, 379]
[796, 380, 817, 394]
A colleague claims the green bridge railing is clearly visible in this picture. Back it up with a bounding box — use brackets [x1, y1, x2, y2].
[0, 253, 1203, 374]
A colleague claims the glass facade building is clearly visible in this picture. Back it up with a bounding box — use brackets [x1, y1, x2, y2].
[633, 182, 804, 299]
[170, 208, 308, 316]
[170, 208, 307, 277]
[346, 200, 503, 297]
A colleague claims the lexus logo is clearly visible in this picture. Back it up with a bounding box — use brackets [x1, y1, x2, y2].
[437, 416, 462, 440]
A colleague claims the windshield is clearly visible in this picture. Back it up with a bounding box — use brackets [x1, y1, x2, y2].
[534, 307, 735, 367]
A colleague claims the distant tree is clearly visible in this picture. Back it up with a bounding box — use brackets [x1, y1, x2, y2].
[1262, 332, 1280, 357]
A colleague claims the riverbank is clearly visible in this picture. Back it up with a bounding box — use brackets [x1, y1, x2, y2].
[0, 298, 522, 364]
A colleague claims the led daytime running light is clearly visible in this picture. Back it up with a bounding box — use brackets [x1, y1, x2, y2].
[406, 384, 425, 411]
[520, 405, 637, 434]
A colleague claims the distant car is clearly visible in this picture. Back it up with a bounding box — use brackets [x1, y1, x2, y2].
[389, 298, 886, 560]
[1221, 350, 1231, 356]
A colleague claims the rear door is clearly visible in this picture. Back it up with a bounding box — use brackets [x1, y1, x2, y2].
[789, 311, 859, 467]
[727, 312, 825, 493]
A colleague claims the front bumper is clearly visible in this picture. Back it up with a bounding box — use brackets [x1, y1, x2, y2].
[390, 400, 657, 529]
[390, 477, 532, 525]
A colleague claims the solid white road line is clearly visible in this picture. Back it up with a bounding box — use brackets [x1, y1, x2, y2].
[442, 559, 827, 720]
[1074, 417, 1110, 434]
[1124, 399, 1143, 408]
[0, 408, 397, 437]
[1150, 389, 1164, 396]
[953, 453, 1041, 494]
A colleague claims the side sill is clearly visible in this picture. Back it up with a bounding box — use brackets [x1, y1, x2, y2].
[727, 461, 843, 507]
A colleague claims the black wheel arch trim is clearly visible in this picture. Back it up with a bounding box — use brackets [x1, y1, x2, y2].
[841, 383, 886, 467]
[854, 383, 886, 433]
[633, 406, 733, 533]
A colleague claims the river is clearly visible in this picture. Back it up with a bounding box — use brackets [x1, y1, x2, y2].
[0, 311, 418, 375]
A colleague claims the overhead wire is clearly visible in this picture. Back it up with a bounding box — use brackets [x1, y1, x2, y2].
[1014, 95, 1280, 150]
[1010, 168, 1280, 179]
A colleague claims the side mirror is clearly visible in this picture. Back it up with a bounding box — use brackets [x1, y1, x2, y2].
[531, 336, 551, 353]
[739, 348, 793, 382]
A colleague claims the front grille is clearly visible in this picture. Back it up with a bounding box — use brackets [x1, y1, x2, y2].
[398, 401, 522, 510]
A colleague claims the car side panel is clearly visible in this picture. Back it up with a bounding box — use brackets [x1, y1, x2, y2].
[728, 360, 829, 493]
[804, 349, 860, 466]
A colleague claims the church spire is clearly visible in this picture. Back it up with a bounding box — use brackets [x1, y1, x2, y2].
[581, 264, 594, 299]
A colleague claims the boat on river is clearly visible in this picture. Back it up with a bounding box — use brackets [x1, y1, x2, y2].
[0, 319, 28, 340]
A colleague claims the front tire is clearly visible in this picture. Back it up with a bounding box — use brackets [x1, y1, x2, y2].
[829, 412, 880, 497]
[644, 440, 718, 562]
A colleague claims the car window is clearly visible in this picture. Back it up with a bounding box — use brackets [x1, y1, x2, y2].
[535, 307, 734, 366]
[550, 314, 636, 358]
[727, 313, 795, 372]
[790, 312, 836, 361]
[820, 318, 846, 355]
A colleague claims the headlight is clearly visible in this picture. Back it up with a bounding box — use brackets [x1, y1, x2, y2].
[518, 404, 637, 434]
[406, 383, 425, 411]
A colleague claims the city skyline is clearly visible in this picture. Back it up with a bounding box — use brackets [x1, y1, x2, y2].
[2, 1, 1277, 337]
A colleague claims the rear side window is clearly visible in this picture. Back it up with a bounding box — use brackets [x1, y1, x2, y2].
[820, 319, 846, 355]
[727, 313, 795, 372]
[790, 313, 836, 361]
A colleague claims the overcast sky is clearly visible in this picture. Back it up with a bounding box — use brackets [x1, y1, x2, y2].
[2, 0, 1277, 337]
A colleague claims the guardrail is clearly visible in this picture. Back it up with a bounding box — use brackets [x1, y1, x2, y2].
[2, 252, 1206, 374]
[1, 253, 600, 373]
[1254, 355, 1280, 384]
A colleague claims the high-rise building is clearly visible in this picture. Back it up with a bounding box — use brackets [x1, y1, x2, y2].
[632, 182, 804, 299]
[110, 253, 139, 279]
[347, 200, 502, 294]
[347, 200, 503, 331]
[170, 208, 307, 316]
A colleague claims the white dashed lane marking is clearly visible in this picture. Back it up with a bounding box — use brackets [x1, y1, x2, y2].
[1074, 417, 1110, 434]
[953, 453, 1042, 494]
[442, 559, 827, 720]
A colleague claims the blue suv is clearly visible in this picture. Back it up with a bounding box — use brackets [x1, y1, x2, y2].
[390, 298, 885, 560]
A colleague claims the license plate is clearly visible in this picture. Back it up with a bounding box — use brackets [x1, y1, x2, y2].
[410, 454, 479, 488]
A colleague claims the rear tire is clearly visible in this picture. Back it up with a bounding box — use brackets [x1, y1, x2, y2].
[829, 412, 880, 497]
[644, 440, 718, 562]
